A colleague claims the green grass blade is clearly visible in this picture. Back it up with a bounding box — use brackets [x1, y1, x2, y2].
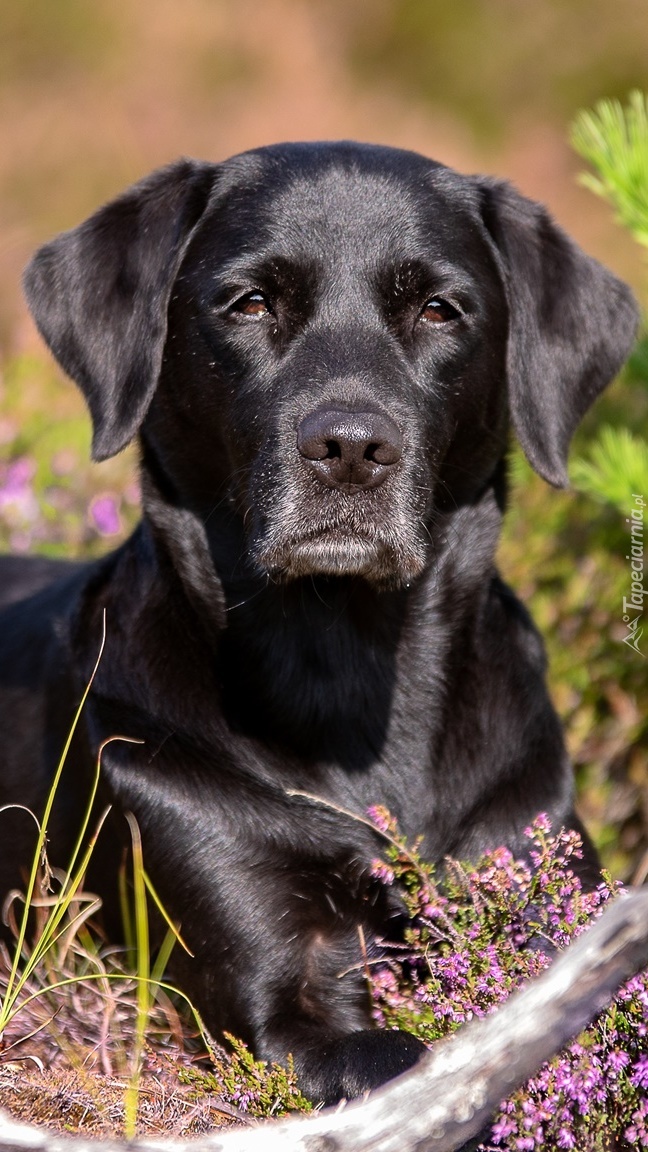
[124, 811, 149, 1138]
[2, 972, 204, 1034]
[142, 868, 194, 956]
[0, 611, 107, 1029]
[12, 808, 113, 994]
[150, 926, 178, 987]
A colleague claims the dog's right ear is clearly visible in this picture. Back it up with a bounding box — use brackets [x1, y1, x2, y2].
[24, 160, 216, 461]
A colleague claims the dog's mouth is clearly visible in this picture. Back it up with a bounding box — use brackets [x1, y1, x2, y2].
[255, 525, 427, 587]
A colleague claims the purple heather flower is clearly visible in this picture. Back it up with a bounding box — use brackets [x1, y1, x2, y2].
[371, 860, 395, 885]
[527, 812, 551, 836]
[1, 456, 35, 493]
[366, 805, 391, 833]
[231, 1088, 254, 1111]
[606, 1049, 630, 1074]
[631, 1055, 648, 1089]
[625, 1100, 648, 1145]
[423, 903, 445, 919]
[89, 494, 122, 536]
[0, 457, 39, 526]
[491, 1115, 517, 1141]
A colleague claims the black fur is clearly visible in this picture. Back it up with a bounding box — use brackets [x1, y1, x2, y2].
[0, 143, 638, 1104]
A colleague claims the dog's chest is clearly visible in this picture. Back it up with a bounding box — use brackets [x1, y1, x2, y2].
[209, 591, 452, 843]
[221, 586, 444, 749]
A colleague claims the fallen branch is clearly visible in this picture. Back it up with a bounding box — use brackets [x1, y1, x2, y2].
[1, 887, 648, 1152]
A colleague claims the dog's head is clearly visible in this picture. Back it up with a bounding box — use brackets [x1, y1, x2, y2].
[24, 143, 638, 588]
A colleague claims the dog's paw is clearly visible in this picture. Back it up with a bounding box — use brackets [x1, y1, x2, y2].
[300, 1028, 427, 1106]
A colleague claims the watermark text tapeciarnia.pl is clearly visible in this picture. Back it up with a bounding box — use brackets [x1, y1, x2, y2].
[622, 493, 645, 656]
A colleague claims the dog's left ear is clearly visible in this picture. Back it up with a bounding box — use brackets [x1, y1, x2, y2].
[24, 160, 216, 461]
[479, 179, 639, 486]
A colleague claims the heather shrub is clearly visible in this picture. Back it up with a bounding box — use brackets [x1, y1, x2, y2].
[179, 1037, 311, 1119]
[0, 351, 138, 557]
[367, 807, 648, 1151]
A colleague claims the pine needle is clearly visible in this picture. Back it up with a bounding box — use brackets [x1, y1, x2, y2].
[571, 90, 648, 250]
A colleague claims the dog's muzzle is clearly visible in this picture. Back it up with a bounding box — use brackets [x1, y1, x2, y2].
[249, 405, 427, 587]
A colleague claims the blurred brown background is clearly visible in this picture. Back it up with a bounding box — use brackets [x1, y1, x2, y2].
[2, 0, 648, 354]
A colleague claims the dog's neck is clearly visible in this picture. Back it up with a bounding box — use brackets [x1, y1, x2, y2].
[139, 468, 504, 771]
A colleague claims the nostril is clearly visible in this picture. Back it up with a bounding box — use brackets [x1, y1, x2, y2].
[325, 439, 342, 459]
[369, 440, 402, 466]
[364, 442, 380, 462]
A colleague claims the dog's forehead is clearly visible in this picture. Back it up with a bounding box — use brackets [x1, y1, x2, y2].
[196, 143, 488, 267]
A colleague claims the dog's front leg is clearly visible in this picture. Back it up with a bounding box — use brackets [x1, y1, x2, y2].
[245, 920, 428, 1106]
[165, 858, 429, 1105]
[97, 739, 426, 1105]
[174, 851, 429, 1106]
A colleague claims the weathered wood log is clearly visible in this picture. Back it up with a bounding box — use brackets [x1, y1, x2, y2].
[1, 887, 647, 1152]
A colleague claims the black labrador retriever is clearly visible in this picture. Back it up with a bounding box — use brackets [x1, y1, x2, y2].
[0, 142, 638, 1104]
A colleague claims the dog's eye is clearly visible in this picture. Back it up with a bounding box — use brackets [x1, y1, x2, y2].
[231, 291, 272, 319]
[420, 297, 461, 324]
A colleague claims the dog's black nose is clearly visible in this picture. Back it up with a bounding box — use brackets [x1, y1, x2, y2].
[297, 408, 403, 490]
